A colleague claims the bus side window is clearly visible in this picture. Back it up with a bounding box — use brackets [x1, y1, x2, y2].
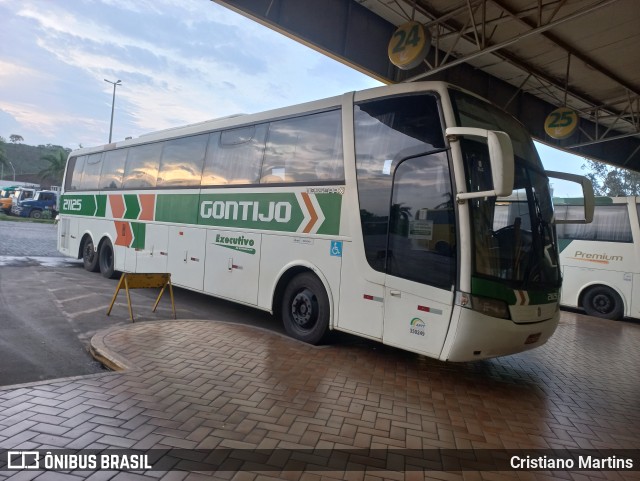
[202, 125, 267, 186]
[556, 204, 632, 242]
[64, 156, 82, 192]
[67, 155, 87, 191]
[157, 134, 208, 187]
[262, 110, 344, 184]
[100, 149, 128, 190]
[122, 143, 163, 189]
[78, 153, 103, 191]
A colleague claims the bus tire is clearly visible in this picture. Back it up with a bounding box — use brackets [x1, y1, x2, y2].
[583, 286, 624, 320]
[281, 272, 330, 345]
[98, 238, 117, 279]
[82, 237, 100, 272]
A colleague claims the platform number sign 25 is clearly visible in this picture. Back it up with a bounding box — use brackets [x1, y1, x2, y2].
[388, 21, 431, 70]
[544, 107, 578, 139]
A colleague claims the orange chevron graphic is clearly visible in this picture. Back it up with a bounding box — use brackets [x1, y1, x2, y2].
[114, 221, 133, 247]
[109, 195, 125, 219]
[301, 192, 318, 234]
[139, 194, 155, 221]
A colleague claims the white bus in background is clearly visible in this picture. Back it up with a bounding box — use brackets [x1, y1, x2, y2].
[57, 81, 592, 361]
[555, 196, 639, 320]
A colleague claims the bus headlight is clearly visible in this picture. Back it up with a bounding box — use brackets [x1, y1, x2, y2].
[456, 292, 510, 319]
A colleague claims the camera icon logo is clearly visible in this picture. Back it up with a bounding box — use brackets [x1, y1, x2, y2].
[7, 451, 40, 469]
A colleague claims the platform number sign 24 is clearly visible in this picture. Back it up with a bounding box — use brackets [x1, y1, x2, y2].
[388, 21, 431, 70]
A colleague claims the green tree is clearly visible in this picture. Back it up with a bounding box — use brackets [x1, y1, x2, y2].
[390, 202, 412, 235]
[583, 159, 640, 196]
[0, 137, 7, 169]
[9, 134, 24, 143]
[38, 148, 69, 184]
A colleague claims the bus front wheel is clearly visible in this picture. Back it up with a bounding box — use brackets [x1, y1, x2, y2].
[583, 286, 624, 320]
[281, 272, 330, 345]
[98, 238, 117, 279]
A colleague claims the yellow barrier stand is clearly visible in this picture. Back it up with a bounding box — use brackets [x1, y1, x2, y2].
[107, 273, 176, 322]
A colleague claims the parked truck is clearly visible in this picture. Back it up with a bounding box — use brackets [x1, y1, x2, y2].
[0, 186, 18, 214]
[5, 187, 36, 215]
[11, 190, 58, 218]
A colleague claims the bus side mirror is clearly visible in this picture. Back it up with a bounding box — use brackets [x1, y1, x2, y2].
[546, 171, 594, 224]
[445, 127, 514, 201]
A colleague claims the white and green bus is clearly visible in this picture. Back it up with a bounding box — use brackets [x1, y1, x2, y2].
[555, 196, 639, 320]
[58, 81, 591, 361]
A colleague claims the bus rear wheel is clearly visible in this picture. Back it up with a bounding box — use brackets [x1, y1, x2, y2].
[281, 272, 330, 345]
[98, 238, 117, 279]
[82, 237, 100, 272]
[583, 286, 624, 320]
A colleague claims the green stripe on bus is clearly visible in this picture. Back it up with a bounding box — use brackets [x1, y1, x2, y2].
[471, 277, 517, 304]
[558, 238, 572, 253]
[131, 222, 146, 250]
[316, 193, 342, 235]
[62, 191, 342, 235]
[96, 195, 107, 217]
[155, 194, 200, 225]
[124, 194, 141, 220]
[60, 194, 101, 217]
[471, 277, 559, 305]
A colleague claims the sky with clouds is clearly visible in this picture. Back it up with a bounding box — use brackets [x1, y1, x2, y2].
[0, 0, 590, 185]
[0, 0, 382, 150]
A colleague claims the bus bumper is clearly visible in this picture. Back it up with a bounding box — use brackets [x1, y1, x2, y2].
[441, 308, 560, 362]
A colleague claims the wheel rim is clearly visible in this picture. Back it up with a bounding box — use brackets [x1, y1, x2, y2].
[290, 288, 318, 330]
[592, 293, 613, 314]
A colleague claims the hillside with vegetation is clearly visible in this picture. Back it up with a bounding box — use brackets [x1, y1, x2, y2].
[0, 137, 71, 189]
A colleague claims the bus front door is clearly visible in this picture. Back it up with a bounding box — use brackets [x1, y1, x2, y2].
[382, 154, 456, 357]
[383, 277, 453, 357]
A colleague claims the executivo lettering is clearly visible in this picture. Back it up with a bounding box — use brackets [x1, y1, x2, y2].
[201, 200, 291, 223]
[571, 250, 623, 264]
[214, 234, 256, 254]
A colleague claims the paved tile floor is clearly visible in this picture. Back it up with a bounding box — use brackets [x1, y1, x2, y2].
[0, 312, 638, 480]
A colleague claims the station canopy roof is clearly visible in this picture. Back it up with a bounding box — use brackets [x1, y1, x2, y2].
[213, 0, 640, 171]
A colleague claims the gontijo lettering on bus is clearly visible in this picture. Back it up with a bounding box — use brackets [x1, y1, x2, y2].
[155, 191, 342, 234]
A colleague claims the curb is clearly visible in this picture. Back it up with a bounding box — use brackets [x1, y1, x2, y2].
[89, 325, 138, 372]
[88, 319, 331, 374]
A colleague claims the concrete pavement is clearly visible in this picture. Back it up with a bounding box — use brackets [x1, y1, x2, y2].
[0, 311, 638, 480]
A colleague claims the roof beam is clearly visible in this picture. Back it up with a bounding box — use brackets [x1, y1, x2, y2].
[489, 0, 639, 99]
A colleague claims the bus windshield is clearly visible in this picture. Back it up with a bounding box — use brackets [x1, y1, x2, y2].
[450, 89, 561, 289]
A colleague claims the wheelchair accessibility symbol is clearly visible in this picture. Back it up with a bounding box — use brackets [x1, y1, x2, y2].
[330, 241, 343, 257]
